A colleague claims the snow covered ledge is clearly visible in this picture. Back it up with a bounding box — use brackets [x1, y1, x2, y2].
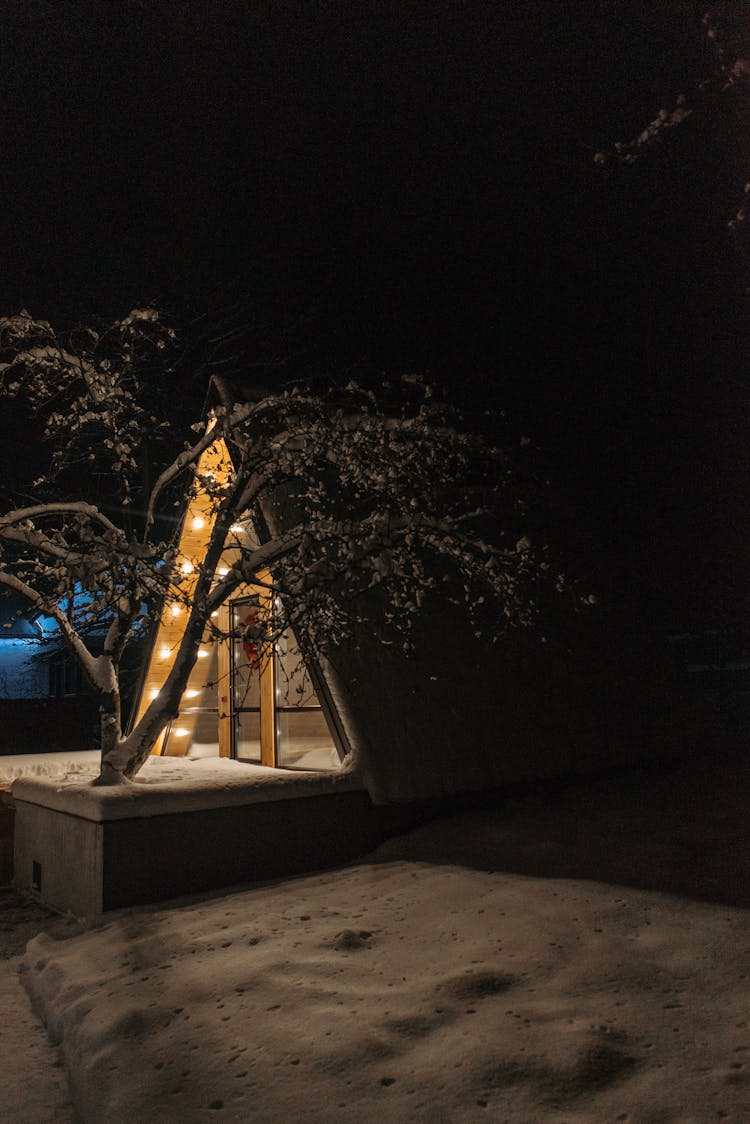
[13, 757, 375, 918]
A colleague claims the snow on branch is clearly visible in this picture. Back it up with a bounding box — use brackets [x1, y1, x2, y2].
[593, 3, 750, 233]
[0, 307, 176, 500]
[0, 501, 123, 538]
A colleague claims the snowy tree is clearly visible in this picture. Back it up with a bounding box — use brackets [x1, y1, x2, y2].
[593, 3, 750, 236]
[0, 308, 569, 786]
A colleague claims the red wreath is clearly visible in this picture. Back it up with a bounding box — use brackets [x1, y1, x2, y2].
[242, 608, 262, 670]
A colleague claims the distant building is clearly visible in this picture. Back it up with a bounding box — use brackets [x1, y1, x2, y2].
[0, 591, 128, 755]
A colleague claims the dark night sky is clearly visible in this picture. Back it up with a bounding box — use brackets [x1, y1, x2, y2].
[0, 0, 746, 635]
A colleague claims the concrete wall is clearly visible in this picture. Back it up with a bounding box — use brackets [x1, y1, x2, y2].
[13, 790, 431, 918]
[14, 801, 103, 916]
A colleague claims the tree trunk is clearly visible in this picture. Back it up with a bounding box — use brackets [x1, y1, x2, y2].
[92, 685, 131, 786]
[94, 626, 204, 784]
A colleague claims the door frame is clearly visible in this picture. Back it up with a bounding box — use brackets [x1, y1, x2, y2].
[222, 591, 350, 770]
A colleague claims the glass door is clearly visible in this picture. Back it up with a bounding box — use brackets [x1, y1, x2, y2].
[231, 598, 263, 763]
[229, 595, 340, 770]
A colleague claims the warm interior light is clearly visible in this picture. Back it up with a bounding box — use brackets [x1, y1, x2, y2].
[197, 649, 208, 659]
[230, 523, 244, 533]
[150, 688, 160, 699]
[210, 611, 219, 618]
[217, 567, 229, 576]
[170, 604, 181, 617]
[173, 727, 189, 737]
[192, 516, 205, 530]
[184, 689, 199, 699]
[180, 561, 194, 575]
[160, 647, 171, 659]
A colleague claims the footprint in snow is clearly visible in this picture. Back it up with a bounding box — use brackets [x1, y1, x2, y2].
[331, 929, 373, 950]
[441, 970, 516, 1001]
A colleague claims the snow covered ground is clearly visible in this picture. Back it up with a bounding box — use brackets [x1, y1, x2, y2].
[18, 754, 749, 1123]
